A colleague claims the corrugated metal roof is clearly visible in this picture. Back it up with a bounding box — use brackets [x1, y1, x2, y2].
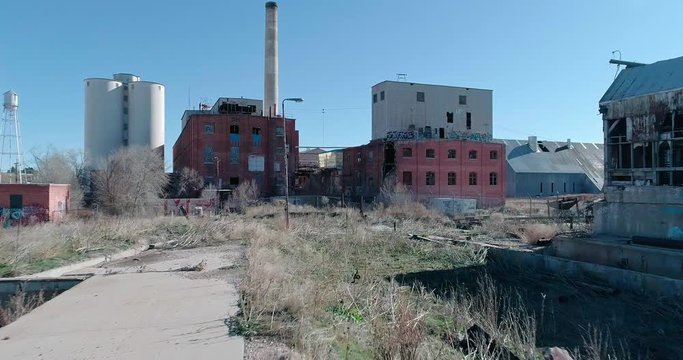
[600, 56, 683, 103]
[495, 139, 604, 190]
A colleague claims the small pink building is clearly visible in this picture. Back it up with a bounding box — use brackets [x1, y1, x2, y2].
[342, 139, 505, 207]
[0, 184, 70, 223]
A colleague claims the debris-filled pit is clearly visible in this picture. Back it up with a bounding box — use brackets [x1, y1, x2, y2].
[0, 277, 85, 327]
[395, 257, 683, 359]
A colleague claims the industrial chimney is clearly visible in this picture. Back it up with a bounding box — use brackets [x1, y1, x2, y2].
[264, 2, 278, 116]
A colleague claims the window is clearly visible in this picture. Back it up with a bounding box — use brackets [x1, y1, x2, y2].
[417, 92, 425, 102]
[489, 150, 498, 160]
[426, 171, 435, 185]
[230, 146, 240, 164]
[459, 95, 467, 105]
[551, 182, 555, 193]
[448, 149, 456, 159]
[469, 150, 477, 159]
[275, 127, 284, 136]
[380, 91, 385, 101]
[252, 127, 262, 147]
[426, 149, 435, 159]
[469, 172, 477, 185]
[204, 123, 215, 134]
[489, 172, 497, 186]
[204, 145, 214, 163]
[373, 93, 377, 103]
[123, 95, 128, 102]
[402, 147, 413, 157]
[540, 183, 543, 193]
[230, 125, 239, 134]
[447, 112, 453, 123]
[368, 150, 374, 161]
[403, 171, 412, 185]
[123, 108, 128, 114]
[229, 177, 239, 186]
[466, 112, 472, 129]
[448, 172, 456, 185]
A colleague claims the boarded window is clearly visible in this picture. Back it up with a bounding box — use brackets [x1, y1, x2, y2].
[417, 92, 425, 102]
[252, 127, 262, 147]
[230, 146, 240, 164]
[459, 95, 467, 105]
[448, 149, 456, 159]
[275, 127, 284, 136]
[248, 155, 265, 172]
[489, 172, 497, 186]
[448, 172, 456, 185]
[426, 149, 435, 159]
[403, 171, 412, 185]
[426, 171, 435, 185]
[203, 145, 214, 163]
[469, 172, 477, 185]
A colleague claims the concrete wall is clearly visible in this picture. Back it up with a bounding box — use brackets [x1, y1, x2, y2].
[509, 172, 597, 197]
[371, 81, 492, 141]
[0, 184, 70, 222]
[594, 186, 683, 240]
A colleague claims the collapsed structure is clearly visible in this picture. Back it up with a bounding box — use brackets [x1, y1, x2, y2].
[595, 56, 683, 239]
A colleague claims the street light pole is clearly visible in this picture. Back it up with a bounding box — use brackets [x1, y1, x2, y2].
[281, 97, 304, 229]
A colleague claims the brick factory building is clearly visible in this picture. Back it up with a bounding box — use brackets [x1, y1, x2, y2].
[173, 98, 298, 197]
[342, 139, 506, 207]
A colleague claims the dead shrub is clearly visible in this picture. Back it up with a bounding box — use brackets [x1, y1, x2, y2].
[516, 223, 558, 244]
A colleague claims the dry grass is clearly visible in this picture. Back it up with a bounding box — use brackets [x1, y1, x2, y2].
[479, 212, 560, 244]
[0, 291, 45, 327]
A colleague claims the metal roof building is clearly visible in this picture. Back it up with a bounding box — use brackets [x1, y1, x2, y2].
[496, 137, 604, 197]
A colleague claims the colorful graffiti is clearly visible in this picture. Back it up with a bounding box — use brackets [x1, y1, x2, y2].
[0, 204, 49, 227]
[386, 129, 492, 143]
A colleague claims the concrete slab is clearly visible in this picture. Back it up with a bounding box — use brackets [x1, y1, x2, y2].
[0, 248, 244, 359]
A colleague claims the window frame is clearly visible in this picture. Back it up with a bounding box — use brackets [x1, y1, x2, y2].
[402, 147, 413, 158]
[459, 95, 467, 105]
[426, 171, 436, 186]
[489, 172, 497, 186]
[448, 172, 456, 185]
[468, 150, 477, 160]
[468, 172, 477, 186]
[417, 91, 425, 102]
[403, 171, 413, 186]
[447, 149, 456, 159]
[426, 148, 436, 159]
[489, 150, 498, 160]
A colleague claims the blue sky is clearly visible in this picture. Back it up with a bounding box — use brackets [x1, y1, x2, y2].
[1, 0, 681, 168]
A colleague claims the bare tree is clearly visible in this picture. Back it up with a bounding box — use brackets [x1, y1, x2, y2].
[176, 167, 204, 198]
[32, 147, 86, 208]
[228, 179, 260, 213]
[92, 147, 168, 215]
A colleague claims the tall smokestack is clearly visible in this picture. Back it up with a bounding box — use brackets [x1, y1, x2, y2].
[264, 1, 278, 116]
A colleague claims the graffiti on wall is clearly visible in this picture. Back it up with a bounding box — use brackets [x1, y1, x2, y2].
[0, 204, 49, 227]
[448, 130, 493, 142]
[386, 130, 417, 141]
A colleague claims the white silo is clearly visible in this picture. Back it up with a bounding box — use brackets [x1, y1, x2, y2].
[128, 81, 165, 155]
[84, 78, 124, 167]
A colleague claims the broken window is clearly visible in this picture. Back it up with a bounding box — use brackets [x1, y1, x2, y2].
[230, 177, 239, 186]
[426, 171, 435, 185]
[469, 150, 477, 160]
[446, 112, 453, 123]
[489, 172, 497, 186]
[403, 171, 412, 186]
[252, 127, 262, 147]
[417, 92, 425, 102]
[448, 172, 456, 185]
[468, 172, 477, 185]
[448, 149, 456, 159]
[426, 149, 435, 159]
[489, 150, 498, 160]
[230, 125, 239, 134]
[380, 91, 385, 101]
[373, 93, 377, 103]
[466, 112, 472, 130]
[402, 147, 413, 157]
[459, 95, 467, 105]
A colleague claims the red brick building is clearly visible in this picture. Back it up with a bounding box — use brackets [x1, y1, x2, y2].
[0, 184, 70, 223]
[173, 98, 298, 197]
[342, 139, 506, 207]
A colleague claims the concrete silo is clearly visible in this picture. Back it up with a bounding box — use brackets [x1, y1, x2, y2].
[83, 74, 165, 168]
[84, 78, 124, 167]
[128, 81, 165, 154]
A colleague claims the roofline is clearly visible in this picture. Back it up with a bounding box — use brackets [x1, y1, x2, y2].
[372, 80, 492, 92]
[599, 85, 683, 106]
[84, 78, 123, 83]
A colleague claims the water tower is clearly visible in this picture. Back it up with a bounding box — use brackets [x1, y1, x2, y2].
[1, 90, 25, 183]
